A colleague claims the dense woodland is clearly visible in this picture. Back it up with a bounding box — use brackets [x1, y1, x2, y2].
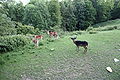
[0, 0, 120, 33]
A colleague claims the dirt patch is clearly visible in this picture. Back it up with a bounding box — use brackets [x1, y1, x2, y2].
[42, 56, 103, 80]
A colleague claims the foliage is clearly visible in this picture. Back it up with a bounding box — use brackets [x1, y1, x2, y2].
[89, 31, 98, 34]
[87, 26, 94, 31]
[23, 1, 51, 30]
[1, 1, 24, 22]
[111, 0, 120, 19]
[60, 0, 77, 31]
[72, 0, 96, 30]
[91, 0, 114, 23]
[0, 0, 120, 31]
[17, 24, 40, 35]
[69, 31, 86, 36]
[48, 0, 61, 28]
[0, 56, 5, 65]
[73, 0, 85, 30]
[47, 38, 55, 42]
[0, 13, 17, 36]
[84, 0, 96, 29]
[117, 27, 120, 30]
[0, 35, 30, 52]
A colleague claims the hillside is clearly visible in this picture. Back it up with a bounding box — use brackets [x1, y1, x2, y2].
[93, 19, 120, 28]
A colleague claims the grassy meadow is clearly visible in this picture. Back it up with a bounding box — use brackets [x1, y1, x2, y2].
[0, 30, 120, 80]
[93, 19, 120, 28]
[1, 0, 120, 80]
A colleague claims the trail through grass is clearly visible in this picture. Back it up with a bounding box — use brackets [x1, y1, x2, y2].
[0, 30, 120, 80]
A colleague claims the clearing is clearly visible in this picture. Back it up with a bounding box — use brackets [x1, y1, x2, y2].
[0, 30, 120, 80]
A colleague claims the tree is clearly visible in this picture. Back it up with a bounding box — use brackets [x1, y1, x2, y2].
[84, 0, 96, 29]
[111, 0, 120, 19]
[72, 0, 97, 30]
[14, 2, 24, 22]
[48, 0, 62, 28]
[91, 0, 114, 23]
[23, 0, 51, 30]
[73, 0, 86, 30]
[0, 14, 17, 36]
[60, 0, 77, 31]
[0, 2, 17, 36]
[2, 1, 24, 22]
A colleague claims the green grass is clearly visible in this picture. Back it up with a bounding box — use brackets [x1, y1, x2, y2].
[0, 30, 120, 80]
[93, 19, 120, 28]
[87, 19, 120, 31]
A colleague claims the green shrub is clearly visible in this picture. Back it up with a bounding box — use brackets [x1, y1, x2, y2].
[0, 44, 10, 52]
[39, 41, 44, 46]
[113, 26, 118, 29]
[69, 31, 85, 36]
[0, 56, 5, 65]
[117, 27, 120, 30]
[89, 31, 98, 34]
[104, 26, 116, 31]
[71, 32, 79, 35]
[0, 35, 30, 52]
[47, 39, 55, 42]
[0, 14, 17, 36]
[76, 31, 83, 35]
[17, 25, 40, 35]
[87, 27, 94, 31]
[0, 26, 17, 36]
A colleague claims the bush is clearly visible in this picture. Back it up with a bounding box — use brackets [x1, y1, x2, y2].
[39, 41, 44, 46]
[0, 14, 17, 36]
[104, 26, 116, 31]
[0, 56, 5, 65]
[113, 26, 118, 29]
[47, 39, 55, 42]
[69, 31, 85, 36]
[117, 27, 120, 30]
[87, 27, 94, 31]
[89, 31, 98, 34]
[0, 35, 30, 52]
[0, 26, 17, 36]
[17, 25, 40, 35]
[70, 32, 79, 35]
